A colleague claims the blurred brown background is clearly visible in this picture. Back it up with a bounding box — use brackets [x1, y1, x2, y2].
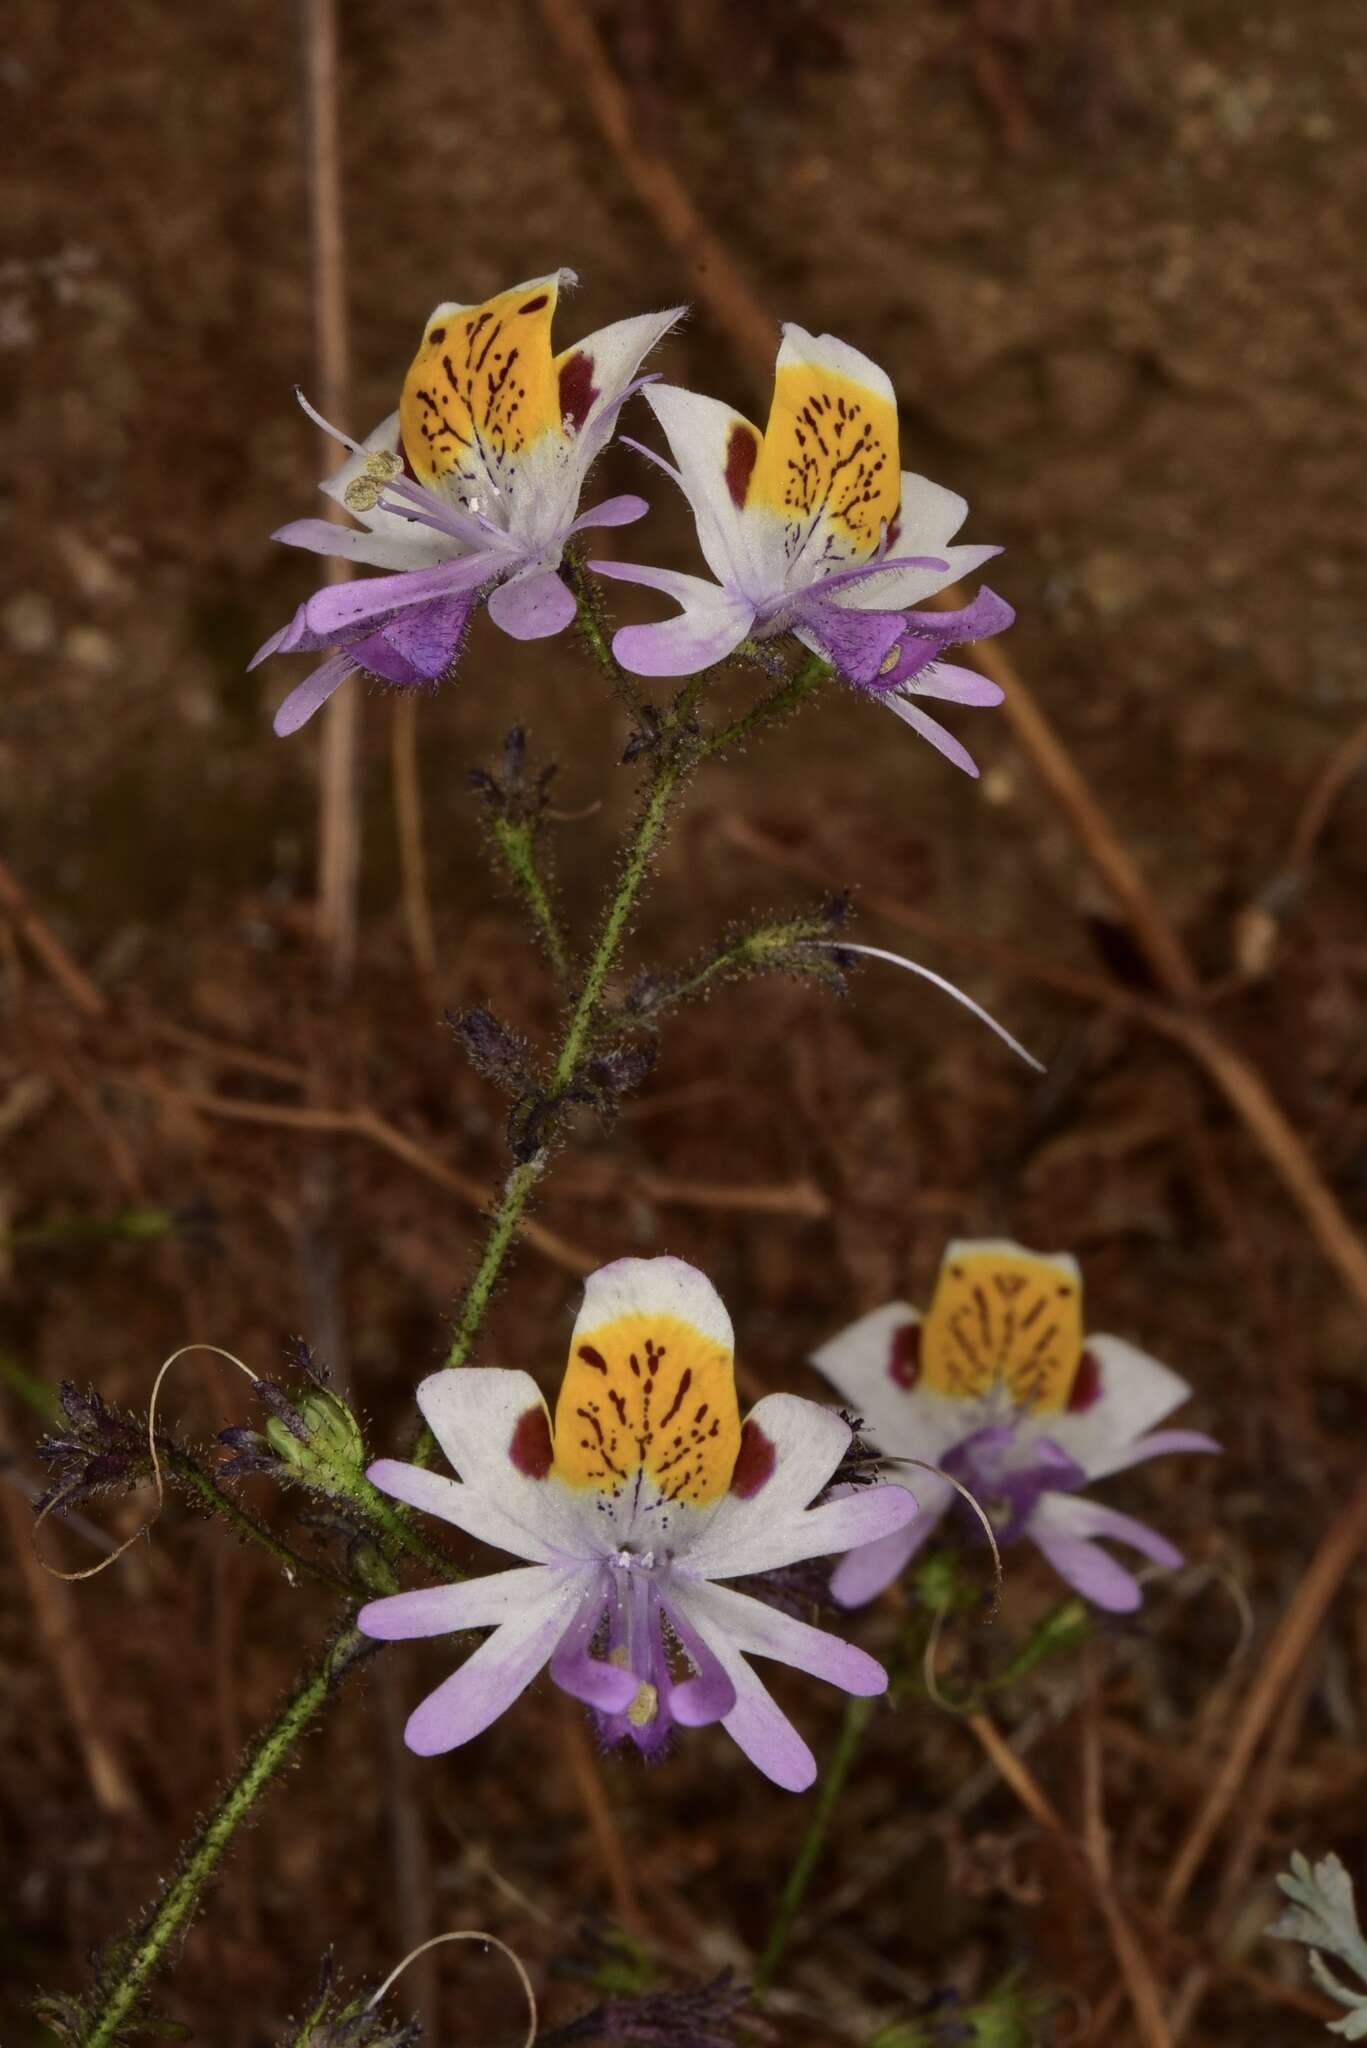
[4, 2, 1366, 2043]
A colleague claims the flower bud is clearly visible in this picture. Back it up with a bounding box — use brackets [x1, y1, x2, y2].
[264, 1390, 366, 1496]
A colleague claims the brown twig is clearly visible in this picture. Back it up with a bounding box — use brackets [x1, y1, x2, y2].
[1282, 705, 1367, 876]
[0, 853, 109, 1019]
[535, 0, 775, 373]
[391, 694, 439, 989]
[966, 1711, 1173, 2048]
[298, 0, 360, 991]
[113, 1070, 596, 1274]
[1165, 1643, 1324, 2043]
[561, 1161, 830, 1219]
[1159, 1475, 1367, 1919]
[926, 591, 1203, 1003]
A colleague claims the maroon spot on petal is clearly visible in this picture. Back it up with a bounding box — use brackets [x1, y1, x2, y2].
[724, 423, 758, 509]
[577, 1344, 608, 1373]
[729, 1418, 776, 1499]
[509, 1405, 553, 1478]
[428, 325, 446, 346]
[519, 293, 550, 315]
[888, 1321, 921, 1390]
[886, 510, 902, 548]
[558, 349, 599, 432]
[1068, 1349, 1103, 1412]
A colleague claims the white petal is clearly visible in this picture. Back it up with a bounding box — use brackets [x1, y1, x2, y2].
[564, 305, 684, 443]
[271, 515, 455, 573]
[682, 1579, 889, 1695]
[830, 1485, 954, 1606]
[1046, 1333, 1195, 1479]
[366, 1459, 556, 1565]
[778, 323, 897, 410]
[402, 1570, 585, 1755]
[809, 1302, 917, 1425]
[591, 561, 755, 678]
[358, 1563, 551, 1639]
[574, 1255, 734, 1352]
[895, 469, 969, 550]
[808, 1304, 970, 1461]
[833, 543, 1002, 610]
[390, 1367, 594, 1560]
[669, 1588, 815, 1791]
[687, 1478, 919, 1580]
[642, 384, 783, 595]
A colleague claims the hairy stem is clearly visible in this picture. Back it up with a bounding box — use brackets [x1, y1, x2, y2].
[564, 551, 654, 731]
[491, 813, 572, 979]
[423, 748, 682, 1410]
[167, 1451, 348, 1593]
[68, 629, 829, 2031]
[441, 1154, 547, 1375]
[554, 757, 681, 1087]
[753, 1695, 875, 1997]
[78, 1625, 373, 2048]
[704, 653, 828, 758]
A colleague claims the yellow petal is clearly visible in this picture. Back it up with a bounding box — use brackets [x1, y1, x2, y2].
[552, 1299, 741, 1507]
[921, 1240, 1084, 1412]
[399, 274, 567, 490]
[749, 326, 900, 555]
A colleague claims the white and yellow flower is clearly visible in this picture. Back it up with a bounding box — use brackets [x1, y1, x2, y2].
[253, 271, 682, 734]
[592, 324, 1013, 773]
[812, 1240, 1218, 1612]
[358, 1257, 917, 1791]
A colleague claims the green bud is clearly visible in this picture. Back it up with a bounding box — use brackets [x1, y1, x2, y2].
[264, 1391, 365, 1496]
[991, 1596, 1091, 1691]
[913, 1547, 963, 1615]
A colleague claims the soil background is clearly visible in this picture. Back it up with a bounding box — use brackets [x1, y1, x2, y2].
[3, 2, 1367, 2043]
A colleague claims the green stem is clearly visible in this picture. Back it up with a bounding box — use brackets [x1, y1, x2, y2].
[440, 1155, 546, 1377]
[704, 653, 828, 758]
[753, 1694, 875, 1998]
[564, 552, 654, 730]
[79, 1625, 373, 2048]
[167, 1451, 348, 1594]
[491, 814, 572, 979]
[553, 756, 681, 1087]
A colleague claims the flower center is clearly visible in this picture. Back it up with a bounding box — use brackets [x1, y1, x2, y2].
[942, 1423, 1086, 1543]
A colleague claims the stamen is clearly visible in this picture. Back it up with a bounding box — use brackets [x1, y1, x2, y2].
[343, 448, 404, 513]
[292, 385, 363, 454]
[799, 940, 1045, 1073]
[627, 1681, 659, 1727]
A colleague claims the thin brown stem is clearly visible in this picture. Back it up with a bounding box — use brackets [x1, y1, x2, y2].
[299, 0, 359, 992]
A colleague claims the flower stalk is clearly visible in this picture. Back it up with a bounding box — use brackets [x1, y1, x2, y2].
[69, 1626, 374, 2048]
[753, 1694, 876, 1997]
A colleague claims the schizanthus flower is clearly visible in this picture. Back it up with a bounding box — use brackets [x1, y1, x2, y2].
[254, 271, 682, 734]
[811, 1239, 1218, 1613]
[357, 1256, 916, 1790]
[592, 326, 1013, 774]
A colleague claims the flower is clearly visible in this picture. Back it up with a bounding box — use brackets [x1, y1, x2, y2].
[590, 325, 1013, 774]
[810, 1239, 1219, 1614]
[253, 271, 683, 735]
[356, 1256, 917, 1790]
